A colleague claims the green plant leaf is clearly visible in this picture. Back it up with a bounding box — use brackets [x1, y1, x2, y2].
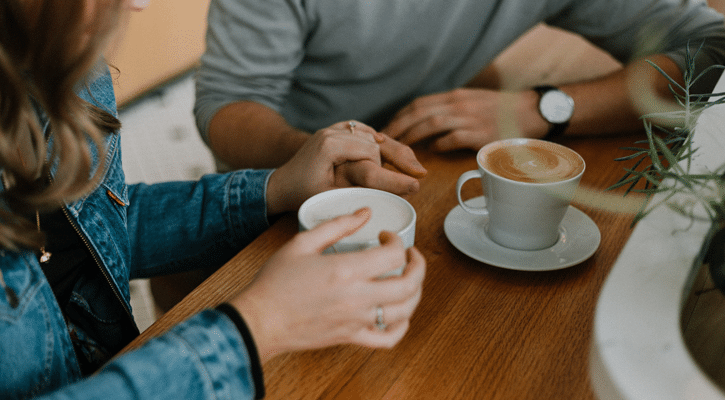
[612, 41, 725, 223]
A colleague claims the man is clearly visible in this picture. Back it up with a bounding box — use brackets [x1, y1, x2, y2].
[194, 0, 725, 173]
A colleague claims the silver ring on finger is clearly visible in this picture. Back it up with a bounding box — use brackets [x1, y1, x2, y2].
[375, 305, 387, 331]
[348, 120, 357, 135]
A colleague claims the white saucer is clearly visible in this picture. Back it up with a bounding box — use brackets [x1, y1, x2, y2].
[444, 196, 601, 271]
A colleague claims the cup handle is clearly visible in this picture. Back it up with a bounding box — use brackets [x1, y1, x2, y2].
[456, 170, 489, 216]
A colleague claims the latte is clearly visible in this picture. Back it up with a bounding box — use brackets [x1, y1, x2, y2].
[480, 140, 584, 183]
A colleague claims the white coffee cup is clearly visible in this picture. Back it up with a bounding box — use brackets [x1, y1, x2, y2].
[456, 138, 585, 251]
[298, 188, 416, 277]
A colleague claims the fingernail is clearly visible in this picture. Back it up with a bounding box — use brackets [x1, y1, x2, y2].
[378, 230, 394, 244]
[354, 207, 371, 218]
[412, 163, 427, 177]
[373, 131, 386, 143]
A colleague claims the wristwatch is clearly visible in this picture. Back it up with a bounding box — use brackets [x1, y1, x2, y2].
[534, 85, 574, 139]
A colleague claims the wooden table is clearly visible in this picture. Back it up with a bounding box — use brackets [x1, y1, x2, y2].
[125, 136, 642, 399]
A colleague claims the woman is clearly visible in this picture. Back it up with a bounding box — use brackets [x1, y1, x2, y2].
[0, 1, 426, 398]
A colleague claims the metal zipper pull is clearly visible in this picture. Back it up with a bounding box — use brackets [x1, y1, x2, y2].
[0, 268, 18, 308]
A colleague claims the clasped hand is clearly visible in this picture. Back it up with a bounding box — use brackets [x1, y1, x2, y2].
[267, 120, 427, 215]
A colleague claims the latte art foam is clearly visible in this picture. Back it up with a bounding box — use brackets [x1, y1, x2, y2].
[481, 141, 584, 183]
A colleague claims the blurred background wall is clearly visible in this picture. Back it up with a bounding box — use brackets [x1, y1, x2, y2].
[106, 0, 211, 107]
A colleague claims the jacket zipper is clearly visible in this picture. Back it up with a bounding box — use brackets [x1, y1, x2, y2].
[60, 205, 135, 323]
[43, 162, 135, 324]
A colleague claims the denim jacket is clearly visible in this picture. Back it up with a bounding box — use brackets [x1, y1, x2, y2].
[0, 66, 270, 399]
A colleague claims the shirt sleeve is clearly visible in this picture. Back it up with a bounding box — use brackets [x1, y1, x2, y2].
[35, 310, 261, 400]
[194, 0, 308, 143]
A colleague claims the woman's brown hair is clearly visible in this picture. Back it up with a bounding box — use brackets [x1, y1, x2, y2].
[0, 0, 124, 250]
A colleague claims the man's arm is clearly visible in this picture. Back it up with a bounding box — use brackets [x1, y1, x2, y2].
[208, 100, 427, 195]
[208, 101, 308, 169]
[522, 54, 686, 139]
[385, 54, 687, 151]
[385, 0, 725, 151]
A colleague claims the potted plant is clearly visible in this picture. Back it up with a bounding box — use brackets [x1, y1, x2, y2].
[610, 44, 725, 292]
[596, 44, 725, 395]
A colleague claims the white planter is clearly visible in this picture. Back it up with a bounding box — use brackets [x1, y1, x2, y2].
[590, 81, 725, 399]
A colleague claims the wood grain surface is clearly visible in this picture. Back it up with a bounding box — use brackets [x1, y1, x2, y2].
[124, 136, 642, 400]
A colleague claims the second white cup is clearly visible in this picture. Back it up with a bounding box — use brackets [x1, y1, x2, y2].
[298, 188, 416, 277]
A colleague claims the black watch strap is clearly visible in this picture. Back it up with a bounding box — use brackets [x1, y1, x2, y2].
[534, 85, 570, 140]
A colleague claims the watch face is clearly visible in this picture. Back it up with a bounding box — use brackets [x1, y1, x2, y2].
[539, 90, 574, 124]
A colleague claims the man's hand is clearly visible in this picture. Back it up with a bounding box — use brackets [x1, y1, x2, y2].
[383, 88, 538, 152]
[336, 127, 427, 196]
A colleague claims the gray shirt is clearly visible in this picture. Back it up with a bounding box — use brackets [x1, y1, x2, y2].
[194, 0, 725, 140]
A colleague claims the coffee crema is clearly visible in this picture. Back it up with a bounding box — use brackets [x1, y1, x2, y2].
[480, 140, 584, 183]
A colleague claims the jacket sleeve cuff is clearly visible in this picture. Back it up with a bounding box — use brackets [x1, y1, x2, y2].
[225, 169, 273, 245]
[216, 303, 265, 399]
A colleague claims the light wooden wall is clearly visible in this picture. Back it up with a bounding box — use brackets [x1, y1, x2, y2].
[106, 0, 211, 107]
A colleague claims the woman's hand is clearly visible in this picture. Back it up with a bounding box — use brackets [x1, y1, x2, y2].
[266, 121, 426, 215]
[229, 208, 426, 363]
